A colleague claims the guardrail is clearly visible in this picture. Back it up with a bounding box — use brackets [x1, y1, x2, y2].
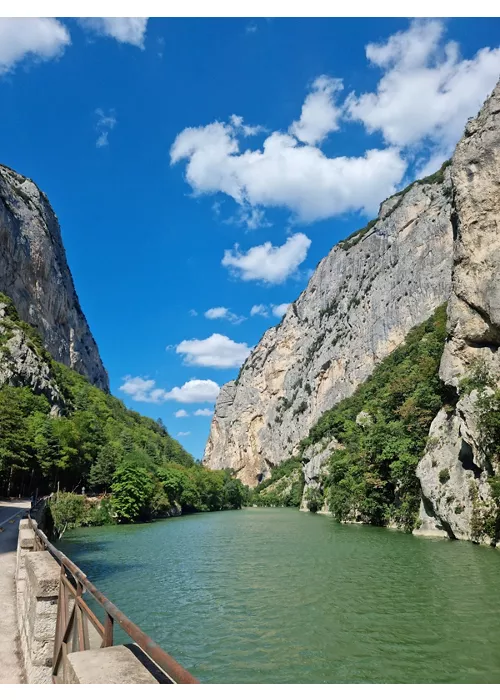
[28, 516, 199, 684]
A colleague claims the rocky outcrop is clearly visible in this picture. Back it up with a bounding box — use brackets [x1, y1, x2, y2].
[205, 170, 454, 486]
[414, 80, 500, 543]
[0, 301, 65, 412]
[0, 165, 108, 391]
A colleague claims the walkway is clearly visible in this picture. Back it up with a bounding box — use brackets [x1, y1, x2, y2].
[0, 499, 30, 684]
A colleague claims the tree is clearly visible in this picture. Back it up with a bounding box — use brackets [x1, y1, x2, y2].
[111, 450, 155, 522]
[50, 492, 86, 538]
[89, 443, 121, 493]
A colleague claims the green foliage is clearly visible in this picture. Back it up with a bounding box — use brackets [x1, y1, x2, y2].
[0, 293, 248, 524]
[252, 458, 304, 508]
[49, 492, 114, 537]
[293, 400, 308, 416]
[49, 493, 86, 537]
[339, 218, 378, 251]
[439, 468, 450, 484]
[111, 450, 156, 522]
[300, 305, 448, 531]
[459, 359, 491, 395]
[304, 486, 324, 513]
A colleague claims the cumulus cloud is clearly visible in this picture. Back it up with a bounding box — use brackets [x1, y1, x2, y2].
[222, 233, 311, 284]
[290, 75, 343, 145]
[171, 21, 500, 222]
[272, 303, 290, 317]
[119, 376, 220, 404]
[175, 409, 189, 418]
[176, 334, 251, 369]
[250, 304, 269, 317]
[189, 309, 198, 317]
[204, 307, 245, 324]
[78, 18, 148, 48]
[177, 431, 190, 437]
[95, 108, 117, 148]
[0, 18, 71, 75]
[194, 408, 214, 416]
[170, 116, 406, 223]
[346, 19, 500, 165]
[163, 379, 221, 403]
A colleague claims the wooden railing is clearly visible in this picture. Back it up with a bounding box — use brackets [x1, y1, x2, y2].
[28, 516, 199, 684]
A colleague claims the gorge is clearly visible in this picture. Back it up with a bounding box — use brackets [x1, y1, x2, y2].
[204, 78, 500, 546]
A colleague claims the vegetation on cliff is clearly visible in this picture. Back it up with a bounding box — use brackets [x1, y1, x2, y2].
[303, 305, 447, 529]
[0, 293, 249, 525]
[255, 306, 448, 529]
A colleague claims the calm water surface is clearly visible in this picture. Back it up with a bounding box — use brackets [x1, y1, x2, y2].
[60, 508, 500, 683]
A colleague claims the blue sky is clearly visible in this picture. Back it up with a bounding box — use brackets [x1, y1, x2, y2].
[1, 17, 499, 459]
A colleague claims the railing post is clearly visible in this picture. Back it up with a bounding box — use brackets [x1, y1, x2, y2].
[103, 613, 114, 647]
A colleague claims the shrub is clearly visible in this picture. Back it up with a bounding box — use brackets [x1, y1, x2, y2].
[439, 468, 451, 484]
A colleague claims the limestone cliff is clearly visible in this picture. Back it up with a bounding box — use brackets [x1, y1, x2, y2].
[414, 79, 500, 543]
[204, 170, 454, 486]
[0, 164, 108, 391]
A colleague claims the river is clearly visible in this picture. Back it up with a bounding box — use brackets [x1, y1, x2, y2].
[59, 507, 500, 683]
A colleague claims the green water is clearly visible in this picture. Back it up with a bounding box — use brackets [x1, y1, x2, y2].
[59, 508, 500, 683]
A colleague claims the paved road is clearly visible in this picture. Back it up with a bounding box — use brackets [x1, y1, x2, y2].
[0, 499, 30, 684]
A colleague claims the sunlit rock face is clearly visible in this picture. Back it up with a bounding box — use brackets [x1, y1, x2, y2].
[0, 164, 108, 391]
[415, 79, 500, 543]
[204, 171, 453, 487]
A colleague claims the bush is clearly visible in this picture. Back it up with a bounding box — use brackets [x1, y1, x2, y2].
[305, 487, 324, 513]
[439, 468, 451, 484]
[49, 493, 86, 538]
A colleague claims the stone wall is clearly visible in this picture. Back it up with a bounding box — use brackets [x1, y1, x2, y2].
[14, 519, 166, 684]
[16, 519, 59, 683]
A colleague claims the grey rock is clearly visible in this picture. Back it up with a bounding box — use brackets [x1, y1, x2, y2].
[415, 80, 500, 542]
[0, 165, 108, 391]
[0, 303, 65, 411]
[205, 172, 453, 486]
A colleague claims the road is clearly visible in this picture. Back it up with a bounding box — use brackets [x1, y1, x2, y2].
[0, 498, 30, 684]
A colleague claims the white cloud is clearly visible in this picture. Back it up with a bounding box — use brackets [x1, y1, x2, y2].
[176, 334, 251, 369]
[346, 19, 500, 161]
[222, 233, 311, 284]
[205, 307, 229, 320]
[163, 379, 220, 404]
[177, 431, 190, 437]
[120, 376, 220, 404]
[230, 114, 265, 138]
[204, 307, 245, 324]
[189, 309, 198, 317]
[272, 303, 290, 317]
[194, 408, 213, 417]
[170, 88, 406, 223]
[78, 18, 148, 48]
[175, 409, 189, 418]
[170, 22, 500, 222]
[0, 18, 71, 75]
[95, 108, 117, 148]
[290, 75, 343, 145]
[250, 304, 269, 317]
[250, 303, 290, 318]
[119, 376, 159, 403]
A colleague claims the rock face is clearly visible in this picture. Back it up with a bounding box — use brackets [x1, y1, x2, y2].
[415, 80, 500, 543]
[0, 301, 65, 412]
[204, 172, 454, 486]
[0, 165, 108, 391]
